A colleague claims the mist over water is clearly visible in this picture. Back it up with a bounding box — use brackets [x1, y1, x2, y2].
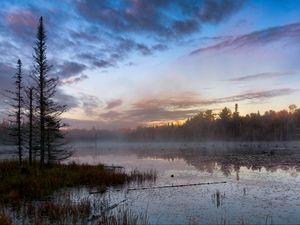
[66, 141, 300, 224]
[2, 1, 300, 224]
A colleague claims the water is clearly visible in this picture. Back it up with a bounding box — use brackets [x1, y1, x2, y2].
[66, 141, 300, 224]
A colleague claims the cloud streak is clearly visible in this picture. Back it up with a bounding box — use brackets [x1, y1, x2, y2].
[228, 72, 294, 82]
[55, 61, 87, 78]
[190, 22, 300, 55]
[60, 74, 88, 85]
[106, 99, 122, 110]
[213, 88, 297, 104]
[133, 88, 297, 110]
[94, 88, 297, 127]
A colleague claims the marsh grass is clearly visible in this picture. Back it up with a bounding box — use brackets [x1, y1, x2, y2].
[129, 169, 157, 185]
[12, 196, 91, 225]
[0, 160, 156, 207]
[0, 160, 156, 224]
[97, 206, 150, 225]
[4, 194, 150, 225]
[0, 210, 12, 225]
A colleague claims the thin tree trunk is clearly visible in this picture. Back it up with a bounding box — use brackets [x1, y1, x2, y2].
[47, 127, 50, 164]
[17, 60, 22, 165]
[17, 102, 21, 165]
[40, 76, 44, 167]
[29, 88, 33, 165]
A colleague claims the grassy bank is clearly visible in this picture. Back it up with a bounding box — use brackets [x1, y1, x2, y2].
[0, 160, 156, 207]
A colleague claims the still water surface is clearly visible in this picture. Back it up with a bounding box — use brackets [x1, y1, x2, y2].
[69, 142, 300, 225]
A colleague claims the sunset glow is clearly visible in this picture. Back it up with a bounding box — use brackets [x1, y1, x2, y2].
[1, 0, 300, 129]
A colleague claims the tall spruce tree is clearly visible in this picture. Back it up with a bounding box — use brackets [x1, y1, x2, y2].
[33, 16, 48, 166]
[32, 16, 70, 166]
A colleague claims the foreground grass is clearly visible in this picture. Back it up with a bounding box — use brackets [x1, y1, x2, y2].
[1, 198, 150, 225]
[0, 160, 156, 207]
[0, 211, 12, 225]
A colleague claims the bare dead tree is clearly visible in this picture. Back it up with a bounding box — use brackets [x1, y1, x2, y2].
[6, 59, 24, 165]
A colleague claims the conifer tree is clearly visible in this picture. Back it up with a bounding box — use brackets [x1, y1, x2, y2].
[32, 16, 70, 166]
[7, 59, 24, 165]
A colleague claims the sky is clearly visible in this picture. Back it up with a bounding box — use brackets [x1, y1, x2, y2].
[0, 0, 300, 129]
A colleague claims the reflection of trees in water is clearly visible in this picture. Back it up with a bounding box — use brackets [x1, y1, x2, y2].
[135, 146, 300, 176]
[211, 190, 225, 208]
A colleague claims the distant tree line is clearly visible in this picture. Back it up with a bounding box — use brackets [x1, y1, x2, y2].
[129, 104, 300, 141]
[2, 104, 299, 144]
[2, 17, 70, 167]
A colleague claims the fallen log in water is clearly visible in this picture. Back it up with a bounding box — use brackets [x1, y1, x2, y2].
[127, 181, 227, 191]
[89, 181, 227, 194]
[104, 165, 124, 169]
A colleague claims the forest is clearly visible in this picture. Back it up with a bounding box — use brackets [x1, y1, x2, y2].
[2, 104, 300, 143]
[128, 104, 300, 141]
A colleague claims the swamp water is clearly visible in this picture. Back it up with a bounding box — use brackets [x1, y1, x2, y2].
[66, 141, 300, 225]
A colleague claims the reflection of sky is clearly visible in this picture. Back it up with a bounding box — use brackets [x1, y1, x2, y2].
[1, 0, 300, 129]
[70, 142, 300, 224]
[69, 142, 300, 178]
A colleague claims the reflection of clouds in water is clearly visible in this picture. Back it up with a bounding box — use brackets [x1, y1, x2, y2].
[67, 141, 300, 224]
[70, 141, 300, 178]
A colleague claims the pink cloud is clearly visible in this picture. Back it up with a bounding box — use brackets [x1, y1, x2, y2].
[5, 9, 37, 42]
[6, 9, 36, 28]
